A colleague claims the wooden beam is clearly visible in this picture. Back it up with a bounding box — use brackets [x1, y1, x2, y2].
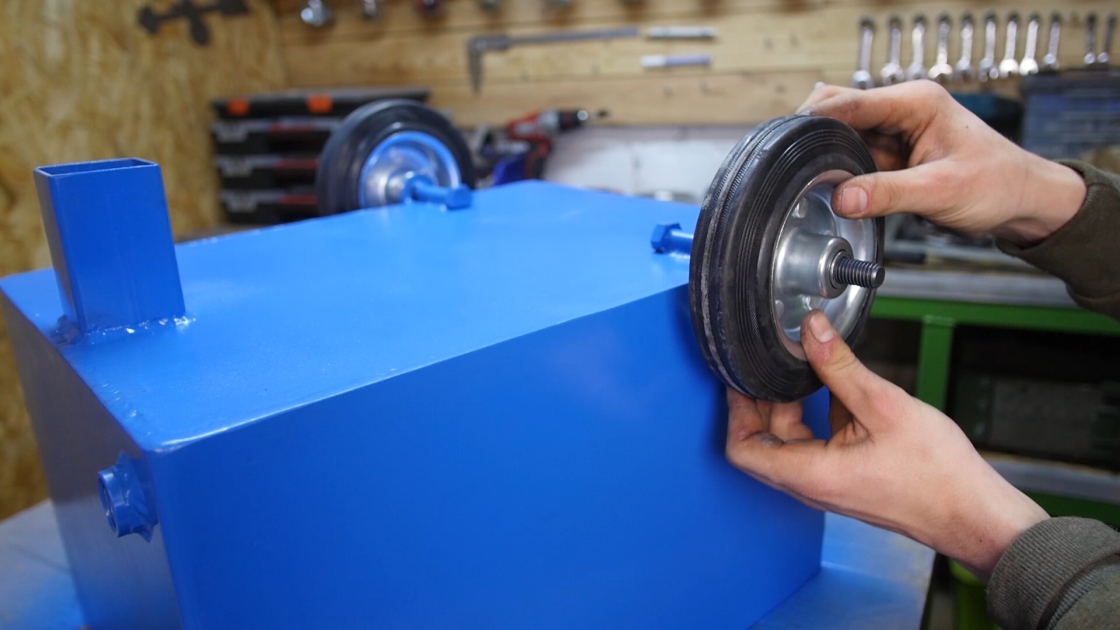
[429, 69, 824, 126]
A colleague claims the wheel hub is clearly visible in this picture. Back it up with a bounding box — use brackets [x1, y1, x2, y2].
[771, 170, 881, 360]
[358, 131, 462, 208]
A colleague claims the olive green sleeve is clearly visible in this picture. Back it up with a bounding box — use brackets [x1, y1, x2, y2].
[986, 161, 1120, 629]
[986, 517, 1120, 629]
[997, 161, 1120, 321]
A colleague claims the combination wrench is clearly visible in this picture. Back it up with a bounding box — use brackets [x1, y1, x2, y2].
[906, 15, 927, 81]
[955, 13, 975, 82]
[1041, 13, 1061, 72]
[978, 12, 999, 81]
[1085, 13, 1097, 67]
[999, 13, 1020, 78]
[881, 16, 906, 85]
[928, 14, 954, 82]
[1099, 14, 1115, 67]
[1020, 13, 1040, 75]
[852, 17, 875, 89]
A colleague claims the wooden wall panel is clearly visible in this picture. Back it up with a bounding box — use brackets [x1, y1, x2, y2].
[0, 0, 286, 520]
[431, 70, 825, 125]
[274, 0, 830, 41]
[277, 0, 1114, 126]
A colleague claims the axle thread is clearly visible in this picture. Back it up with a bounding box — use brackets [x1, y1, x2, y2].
[832, 256, 885, 289]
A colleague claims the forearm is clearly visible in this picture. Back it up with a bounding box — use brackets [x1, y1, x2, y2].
[998, 161, 1120, 321]
[995, 156, 1086, 246]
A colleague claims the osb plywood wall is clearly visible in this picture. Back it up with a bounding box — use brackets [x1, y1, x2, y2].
[274, 0, 1115, 126]
[0, 0, 286, 519]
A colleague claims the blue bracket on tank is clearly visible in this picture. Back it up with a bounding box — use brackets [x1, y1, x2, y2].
[34, 158, 185, 337]
[403, 175, 472, 210]
[96, 453, 158, 541]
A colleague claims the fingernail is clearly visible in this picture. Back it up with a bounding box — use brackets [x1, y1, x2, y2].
[755, 433, 784, 447]
[839, 186, 868, 216]
[808, 312, 836, 343]
[796, 108, 812, 116]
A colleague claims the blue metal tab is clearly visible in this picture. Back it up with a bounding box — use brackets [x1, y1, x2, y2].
[34, 158, 185, 335]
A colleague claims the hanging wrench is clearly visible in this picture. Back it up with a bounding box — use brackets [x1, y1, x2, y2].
[978, 12, 999, 82]
[881, 16, 905, 85]
[906, 15, 927, 81]
[1099, 13, 1115, 66]
[954, 13, 975, 82]
[999, 13, 1020, 78]
[1020, 13, 1040, 75]
[928, 14, 953, 82]
[1085, 13, 1098, 67]
[300, 0, 332, 27]
[852, 17, 875, 89]
[1041, 13, 1061, 72]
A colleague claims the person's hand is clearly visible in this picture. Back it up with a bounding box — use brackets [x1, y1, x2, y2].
[798, 81, 1086, 246]
[724, 310, 1048, 580]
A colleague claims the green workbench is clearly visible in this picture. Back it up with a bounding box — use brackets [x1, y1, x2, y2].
[872, 295, 1120, 411]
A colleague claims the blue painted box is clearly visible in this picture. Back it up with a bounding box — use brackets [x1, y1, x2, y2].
[1, 160, 827, 628]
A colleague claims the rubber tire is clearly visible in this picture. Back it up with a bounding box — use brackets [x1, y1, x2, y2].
[689, 115, 883, 402]
[315, 100, 477, 215]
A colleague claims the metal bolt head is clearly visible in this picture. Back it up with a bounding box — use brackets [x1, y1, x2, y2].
[440, 185, 473, 209]
[404, 176, 473, 210]
[650, 223, 681, 253]
[97, 453, 156, 541]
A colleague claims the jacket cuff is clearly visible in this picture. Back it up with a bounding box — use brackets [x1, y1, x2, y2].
[986, 517, 1120, 630]
[996, 161, 1120, 304]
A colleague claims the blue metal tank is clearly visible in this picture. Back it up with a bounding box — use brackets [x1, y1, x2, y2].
[1, 158, 829, 628]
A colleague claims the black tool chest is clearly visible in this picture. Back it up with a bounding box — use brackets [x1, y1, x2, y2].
[210, 87, 429, 224]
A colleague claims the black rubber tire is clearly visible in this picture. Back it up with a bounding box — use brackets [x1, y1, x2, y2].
[315, 100, 477, 215]
[689, 115, 884, 402]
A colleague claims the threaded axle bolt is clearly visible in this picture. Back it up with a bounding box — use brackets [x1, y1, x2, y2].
[831, 255, 885, 289]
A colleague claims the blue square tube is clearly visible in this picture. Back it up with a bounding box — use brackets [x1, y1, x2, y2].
[34, 158, 184, 334]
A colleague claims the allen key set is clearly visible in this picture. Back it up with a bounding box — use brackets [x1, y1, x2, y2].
[852, 11, 1117, 88]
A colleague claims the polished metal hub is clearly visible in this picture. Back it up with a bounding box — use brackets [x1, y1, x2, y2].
[358, 131, 462, 208]
[771, 170, 882, 359]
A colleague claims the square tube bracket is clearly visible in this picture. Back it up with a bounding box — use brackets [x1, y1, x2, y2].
[34, 158, 185, 334]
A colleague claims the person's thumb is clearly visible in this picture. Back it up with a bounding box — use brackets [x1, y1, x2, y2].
[832, 164, 943, 220]
[800, 311, 892, 421]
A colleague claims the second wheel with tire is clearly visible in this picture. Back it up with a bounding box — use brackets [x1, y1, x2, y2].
[315, 100, 477, 215]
